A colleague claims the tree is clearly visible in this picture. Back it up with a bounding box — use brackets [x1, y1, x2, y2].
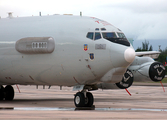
[157, 47, 167, 74]
[135, 40, 153, 52]
[157, 47, 167, 63]
[149, 45, 153, 51]
[158, 54, 166, 63]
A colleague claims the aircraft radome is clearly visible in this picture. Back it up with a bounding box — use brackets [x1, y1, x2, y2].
[0, 14, 165, 107]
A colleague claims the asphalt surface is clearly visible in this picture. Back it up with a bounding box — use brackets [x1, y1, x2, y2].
[0, 84, 167, 119]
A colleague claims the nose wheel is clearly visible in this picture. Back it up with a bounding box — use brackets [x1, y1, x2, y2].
[74, 91, 94, 107]
[0, 85, 4, 100]
[0, 85, 14, 101]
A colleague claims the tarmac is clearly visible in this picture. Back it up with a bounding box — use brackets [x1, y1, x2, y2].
[0, 83, 167, 120]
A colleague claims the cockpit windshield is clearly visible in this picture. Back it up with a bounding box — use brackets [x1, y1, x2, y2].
[102, 32, 130, 46]
[102, 32, 117, 39]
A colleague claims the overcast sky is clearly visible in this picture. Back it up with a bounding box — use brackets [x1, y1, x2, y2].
[0, 0, 167, 48]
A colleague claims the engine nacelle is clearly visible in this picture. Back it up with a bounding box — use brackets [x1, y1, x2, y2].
[97, 69, 134, 89]
[116, 69, 134, 89]
[128, 57, 166, 82]
[97, 57, 166, 90]
[149, 62, 166, 81]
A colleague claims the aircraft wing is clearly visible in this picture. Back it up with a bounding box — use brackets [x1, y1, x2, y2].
[135, 51, 161, 59]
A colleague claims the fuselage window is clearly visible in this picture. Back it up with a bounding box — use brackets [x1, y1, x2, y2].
[95, 32, 101, 40]
[32, 42, 47, 48]
[95, 28, 99, 30]
[86, 32, 94, 40]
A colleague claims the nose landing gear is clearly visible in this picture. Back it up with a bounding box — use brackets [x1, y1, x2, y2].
[74, 90, 94, 107]
[0, 85, 4, 100]
[0, 85, 14, 101]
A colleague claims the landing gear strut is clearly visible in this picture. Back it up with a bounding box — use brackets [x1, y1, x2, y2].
[74, 90, 94, 107]
[0, 85, 14, 101]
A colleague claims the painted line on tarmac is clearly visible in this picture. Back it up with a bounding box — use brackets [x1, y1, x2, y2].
[2, 107, 165, 111]
[1, 107, 167, 111]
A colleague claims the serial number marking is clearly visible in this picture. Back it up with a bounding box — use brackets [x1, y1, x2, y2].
[95, 44, 106, 49]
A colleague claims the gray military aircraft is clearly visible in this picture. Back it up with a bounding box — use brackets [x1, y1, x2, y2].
[0, 14, 165, 107]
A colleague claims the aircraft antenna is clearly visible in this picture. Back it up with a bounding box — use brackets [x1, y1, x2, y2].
[159, 45, 162, 52]
[80, 11, 82, 17]
[39, 12, 41, 16]
[8, 12, 13, 18]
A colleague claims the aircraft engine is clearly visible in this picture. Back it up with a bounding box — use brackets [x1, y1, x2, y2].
[115, 69, 134, 89]
[148, 62, 166, 81]
[128, 57, 166, 82]
[97, 69, 134, 89]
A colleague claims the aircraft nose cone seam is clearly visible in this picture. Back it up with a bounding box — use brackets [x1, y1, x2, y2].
[124, 48, 136, 63]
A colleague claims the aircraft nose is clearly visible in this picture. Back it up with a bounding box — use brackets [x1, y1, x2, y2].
[124, 48, 136, 63]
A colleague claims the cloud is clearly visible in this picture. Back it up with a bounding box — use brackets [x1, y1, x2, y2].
[97, 0, 167, 40]
[103, 0, 167, 14]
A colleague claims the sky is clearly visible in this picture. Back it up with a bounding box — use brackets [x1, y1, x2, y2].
[0, 0, 167, 50]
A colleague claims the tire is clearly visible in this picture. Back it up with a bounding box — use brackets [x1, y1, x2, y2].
[4, 85, 14, 100]
[85, 92, 94, 107]
[74, 92, 85, 107]
[0, 85, 4, 100]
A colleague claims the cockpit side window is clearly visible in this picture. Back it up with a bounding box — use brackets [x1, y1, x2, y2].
[95, 32, 101, 40]
[101, 28, 106, 31]
[117, 33, 126, 38]
[86, 32, 94, 40]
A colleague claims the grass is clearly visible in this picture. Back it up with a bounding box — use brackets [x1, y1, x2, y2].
[161, 77, 167, 83]
[134, 77, 167, 83]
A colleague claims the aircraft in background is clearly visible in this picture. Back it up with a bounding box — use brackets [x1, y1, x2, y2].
[0, 14, 165, 107]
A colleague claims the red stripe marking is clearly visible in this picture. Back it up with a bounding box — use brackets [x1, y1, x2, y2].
[16, 85, 21, 93]
[29, 75, 34, 80]
[125, 89, 131, 96]
[88, 65, 91, 69]
[160, 81, 165, 92]
[95, 21, 99, 24]
[73, 77, 81, 85]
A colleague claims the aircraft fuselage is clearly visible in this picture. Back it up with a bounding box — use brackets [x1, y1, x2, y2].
[0, 15, 134, 86]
